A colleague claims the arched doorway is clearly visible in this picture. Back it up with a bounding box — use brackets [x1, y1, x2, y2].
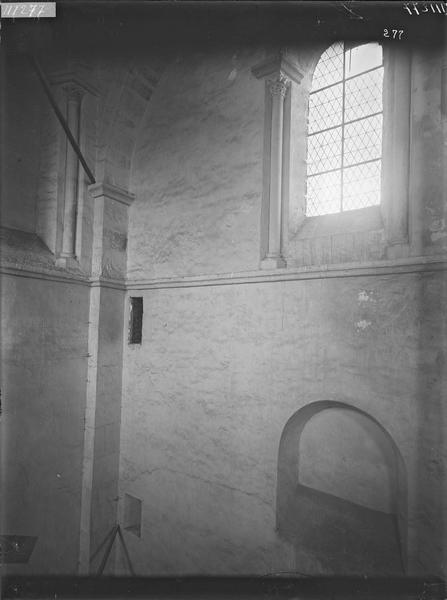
[276, 401, 407, 575]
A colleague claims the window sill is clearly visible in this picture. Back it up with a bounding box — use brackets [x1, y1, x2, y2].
[293, 205, 384, 240]
[288, 205, 386, 267]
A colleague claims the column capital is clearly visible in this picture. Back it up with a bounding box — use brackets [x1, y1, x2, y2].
[50, 69, 100, 97]
[268, 74, 290, 98]
[88, 182, 134, 281]
[62, 82, 85, 102]
[89, 182, 135, 206]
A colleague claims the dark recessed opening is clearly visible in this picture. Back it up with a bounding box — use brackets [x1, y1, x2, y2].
[123, 493, 142, 537]
[129, 297, 143, 344]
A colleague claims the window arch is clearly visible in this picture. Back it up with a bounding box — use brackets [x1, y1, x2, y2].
[306, 42, 384, 216]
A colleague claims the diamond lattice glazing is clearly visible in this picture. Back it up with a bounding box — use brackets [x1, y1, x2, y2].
[308, 83, 343, 134]
[343, 160, 381, 211]
[344, 68, 383, 122]
[305, 42, 383, 216]
[307, 128, 342, 175]
[312, 41, 344, 91]
[306, 171, 341, 217]
[344, 114, 383, 166]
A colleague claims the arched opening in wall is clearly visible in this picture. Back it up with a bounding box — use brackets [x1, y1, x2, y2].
[276, 401, 407, 575]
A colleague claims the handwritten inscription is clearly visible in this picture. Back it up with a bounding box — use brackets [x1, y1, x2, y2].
[403, 2, 447, 14]
[1, 3, 56, 18]
[384, 29, 405, 39]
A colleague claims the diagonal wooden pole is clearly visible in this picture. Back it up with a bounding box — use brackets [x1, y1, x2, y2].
[28, 54, 96, 185]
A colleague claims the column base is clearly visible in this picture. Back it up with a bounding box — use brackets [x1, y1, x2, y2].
[55, 254, 78, 268]
[260, 255, 287, 270]
[386, 242, 410, 260]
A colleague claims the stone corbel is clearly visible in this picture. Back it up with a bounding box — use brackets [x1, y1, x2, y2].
[252, 52, 303, 269]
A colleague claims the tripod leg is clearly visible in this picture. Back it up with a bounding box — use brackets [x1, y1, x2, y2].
[96, 525, 119, 576]
[117, 526, 135, 576]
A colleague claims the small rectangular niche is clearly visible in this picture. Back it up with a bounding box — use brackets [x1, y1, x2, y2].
[129, 297, 143, 344]
[123, 493, 142, 537]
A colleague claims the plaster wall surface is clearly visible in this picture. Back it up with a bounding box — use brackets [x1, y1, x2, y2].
[1, 275, 90, 573]
[119, 272, 447, 575]
[128, 48, 265, 280]
[298, 408, 394, 513]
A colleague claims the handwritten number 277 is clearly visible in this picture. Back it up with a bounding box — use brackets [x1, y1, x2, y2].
[384, 29, 404, 39]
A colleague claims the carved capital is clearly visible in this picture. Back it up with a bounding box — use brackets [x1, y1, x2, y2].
[268, 74, 290, 98]
[63, 83, 84, 103]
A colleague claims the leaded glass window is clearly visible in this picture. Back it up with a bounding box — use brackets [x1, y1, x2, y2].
[306, 42, 384, 216]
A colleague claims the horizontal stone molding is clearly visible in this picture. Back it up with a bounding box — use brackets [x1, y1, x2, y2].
[126, 255, 447, 291]
[0, 264, 90, 286]
[3, 255, 446, 290]
[90, 277, 127, 290]
[0, 264, 126, 290]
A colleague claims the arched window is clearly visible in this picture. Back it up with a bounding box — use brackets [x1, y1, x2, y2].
[306, 42, 384, 216]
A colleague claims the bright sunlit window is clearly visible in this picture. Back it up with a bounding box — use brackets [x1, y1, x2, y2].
[305, 42, 384, 217]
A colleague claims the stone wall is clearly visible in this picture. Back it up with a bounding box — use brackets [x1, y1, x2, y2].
[2, 57, 45, 233]
[1, 11, 445, 578]
[127, 47, 266, 280]
[1, 51, 141, 574]
[119, 272, 446, 575]
[1, 274, 90, 573]
[120, 44, 447, 576]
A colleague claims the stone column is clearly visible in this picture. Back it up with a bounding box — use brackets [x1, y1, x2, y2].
[60, 84, 83, 259]
[264, 74, 289, 268]
[252, 52, 303, 270]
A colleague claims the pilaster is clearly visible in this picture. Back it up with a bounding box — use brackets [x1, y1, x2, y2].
[78, 182, 134, 574]
[381, 46, 411, 259]
[88, 182, 135, 281]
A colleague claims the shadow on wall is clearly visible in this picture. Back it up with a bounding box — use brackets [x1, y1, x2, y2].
[276, 401, 407, 575]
